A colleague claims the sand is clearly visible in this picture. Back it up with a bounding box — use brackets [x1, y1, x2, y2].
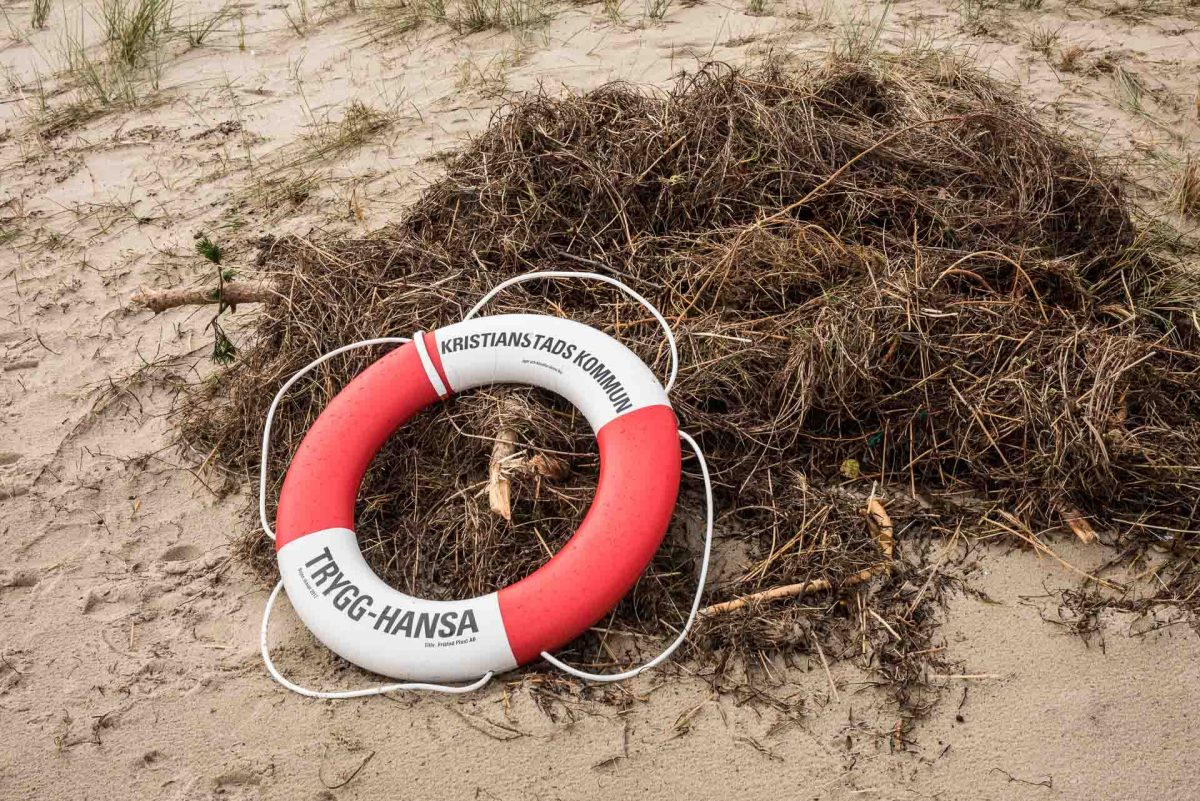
[2, 0, 1199, 798]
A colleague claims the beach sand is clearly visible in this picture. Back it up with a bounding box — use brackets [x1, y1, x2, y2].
[2, 1, 1198, 797]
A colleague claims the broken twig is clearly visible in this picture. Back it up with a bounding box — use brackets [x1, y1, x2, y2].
[699, 497, 895, 616]
[487, 429, 519, 520]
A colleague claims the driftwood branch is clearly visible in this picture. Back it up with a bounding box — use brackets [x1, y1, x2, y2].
[485, 432, 572, 520]
[487, 429, 519, 521]
[699, 496, 895, 617]
[130, 281, 278, 314]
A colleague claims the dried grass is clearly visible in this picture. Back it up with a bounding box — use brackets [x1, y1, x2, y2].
[180, 51, 1200, 711]
[1176, 156, 1200, 218]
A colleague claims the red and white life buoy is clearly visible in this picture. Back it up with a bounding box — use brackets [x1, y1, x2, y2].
[274, 314, 681, 683]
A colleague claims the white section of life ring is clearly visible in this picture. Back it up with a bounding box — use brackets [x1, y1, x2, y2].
[462, 270, 679, 394]
[277, 528, 518, 682]
[432, 314, 669, 433]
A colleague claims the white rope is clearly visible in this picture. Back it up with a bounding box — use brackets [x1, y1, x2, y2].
[462, 270, 679, 393]
[257, 272, 703, 697]
[538, 430, 712, 682]
[260, 581, 494, 698]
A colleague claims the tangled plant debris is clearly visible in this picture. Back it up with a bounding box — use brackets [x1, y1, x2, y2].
[176, 51, 1200, 714]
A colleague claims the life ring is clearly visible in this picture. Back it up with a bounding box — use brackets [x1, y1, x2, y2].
[274, 313, 681, 683]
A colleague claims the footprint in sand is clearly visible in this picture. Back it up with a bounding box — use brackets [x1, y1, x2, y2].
[132, 749, 166, 770]
[0, 568, 39, 589]
[160, 544, 201, 562]
[209, 765, 272, 799]
[160, 544, 202, 575]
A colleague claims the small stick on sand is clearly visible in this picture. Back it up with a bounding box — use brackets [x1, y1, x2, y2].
[130, 281, 278, 314]
[811, 634, 840, 701]
[930, 673, 1002, 680]
[867, 608, 902, 642]
[699, 496, 895, 617]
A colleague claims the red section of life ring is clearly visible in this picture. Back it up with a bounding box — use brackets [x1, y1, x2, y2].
[275, 317, 681, 674]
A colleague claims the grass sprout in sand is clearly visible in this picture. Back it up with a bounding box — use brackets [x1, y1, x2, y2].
[362, 0, 549, 39]
[26, 0, 233, 137]
[179, 52, 1200, 712]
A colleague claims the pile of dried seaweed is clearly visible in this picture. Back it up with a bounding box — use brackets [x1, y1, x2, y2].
[180, 51, 1200, 713]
